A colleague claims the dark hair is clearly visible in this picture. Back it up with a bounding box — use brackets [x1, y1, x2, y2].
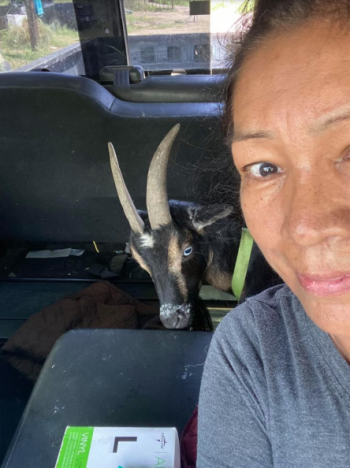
[223, 0, 350, 141]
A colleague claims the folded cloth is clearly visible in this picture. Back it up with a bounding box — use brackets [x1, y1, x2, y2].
[2, 281, 162, 381]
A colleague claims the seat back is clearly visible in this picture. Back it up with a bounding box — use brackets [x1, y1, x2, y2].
[0, 72, 228, 243]
[1, 329, 213, 468]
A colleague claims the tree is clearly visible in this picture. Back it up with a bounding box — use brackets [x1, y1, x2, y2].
[24, 0, 39, 50]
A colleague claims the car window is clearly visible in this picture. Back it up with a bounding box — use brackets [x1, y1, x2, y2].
[0, 0, 81, 73]
[124, 0, 246, 72]
[0, 0, 246, 75]
[0, 0, 129, 76]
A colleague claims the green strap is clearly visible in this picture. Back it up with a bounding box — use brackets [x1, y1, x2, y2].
[232, 228, 254, 301]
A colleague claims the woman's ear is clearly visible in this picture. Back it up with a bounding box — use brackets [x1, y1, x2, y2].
[187, 204, 233, 233]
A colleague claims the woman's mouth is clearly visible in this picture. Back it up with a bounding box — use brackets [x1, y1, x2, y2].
[297, 272, 350, 296]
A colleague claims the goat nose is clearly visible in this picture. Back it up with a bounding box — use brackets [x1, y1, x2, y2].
[160, 304, 191, 329]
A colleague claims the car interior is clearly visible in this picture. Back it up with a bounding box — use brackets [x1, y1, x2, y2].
[0, 0, 244, 463]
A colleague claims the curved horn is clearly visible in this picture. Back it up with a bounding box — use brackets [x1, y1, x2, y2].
[146, 124, 180, 230]
[108, 142, 144, 235]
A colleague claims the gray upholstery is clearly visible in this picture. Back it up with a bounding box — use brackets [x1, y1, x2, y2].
[1, 329, 212, 468]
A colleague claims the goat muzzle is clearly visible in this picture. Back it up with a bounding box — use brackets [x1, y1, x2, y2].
[160, 303, 192, 329]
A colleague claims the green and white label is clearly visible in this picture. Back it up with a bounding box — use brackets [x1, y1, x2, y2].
[55, 426, 180, 468]
[55, 427, 94, 468]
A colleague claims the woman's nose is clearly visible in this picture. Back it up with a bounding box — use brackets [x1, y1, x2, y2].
[282, 173, 350, 247]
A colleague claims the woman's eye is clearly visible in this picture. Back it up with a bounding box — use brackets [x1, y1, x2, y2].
[336, 150, 350, 173]
[183, 246, 192, 257]
[246, 162, 282, 179]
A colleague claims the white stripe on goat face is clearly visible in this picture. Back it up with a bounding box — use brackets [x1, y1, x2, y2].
[168, 234, 188, 300]
[139, 233, 155, 248]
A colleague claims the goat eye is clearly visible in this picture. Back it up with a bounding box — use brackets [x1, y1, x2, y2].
[183, 247, 192, 257]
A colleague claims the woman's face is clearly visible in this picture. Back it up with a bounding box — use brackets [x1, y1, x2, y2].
[232, 19, 350, 336]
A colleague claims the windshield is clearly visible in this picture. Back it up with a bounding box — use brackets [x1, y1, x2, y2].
[0, 0, 246, 75]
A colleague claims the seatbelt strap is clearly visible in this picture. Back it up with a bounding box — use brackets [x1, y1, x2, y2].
[232, 228, 254, 301]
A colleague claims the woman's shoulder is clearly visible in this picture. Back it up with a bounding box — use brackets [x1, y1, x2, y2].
[213, 284, 302, 352]
[200, 285, 301, 431]
[245, 282, 293, 307]
[222, 282, 295, 322]
[202, 284, 307, 410]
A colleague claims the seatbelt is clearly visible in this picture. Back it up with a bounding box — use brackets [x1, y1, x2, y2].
[232, 228, 254, 301]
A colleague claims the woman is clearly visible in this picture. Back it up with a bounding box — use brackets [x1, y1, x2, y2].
[197, 0, 350, 466]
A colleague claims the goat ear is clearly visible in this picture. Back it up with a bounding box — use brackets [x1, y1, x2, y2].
[188, 204, 233, 233]
[137, 210, 148, 222]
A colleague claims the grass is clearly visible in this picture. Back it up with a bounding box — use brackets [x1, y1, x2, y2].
[0, 20, 78, 69]
[212, 2, 226, 11]
[126, 11, 180, 33]
[125, 3, 173, 12]
[124, 0, 180, 12]
[127, 19, 175, 33]
[237, 0, 253, 13]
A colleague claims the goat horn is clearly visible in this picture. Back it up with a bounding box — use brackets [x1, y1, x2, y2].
[146, 124, 180, 230]
[108, 142, 145, 235]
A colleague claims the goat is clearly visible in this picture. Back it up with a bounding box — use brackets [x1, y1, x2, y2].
[108, 124, 280, 330]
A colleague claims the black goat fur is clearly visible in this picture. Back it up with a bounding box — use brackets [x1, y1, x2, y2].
[129, 200, 281, 331]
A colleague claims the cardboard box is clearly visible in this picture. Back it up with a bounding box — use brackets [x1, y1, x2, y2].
[55, 426, 180, 468]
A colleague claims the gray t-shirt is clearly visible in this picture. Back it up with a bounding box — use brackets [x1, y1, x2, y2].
[197, 284, 350, 467]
